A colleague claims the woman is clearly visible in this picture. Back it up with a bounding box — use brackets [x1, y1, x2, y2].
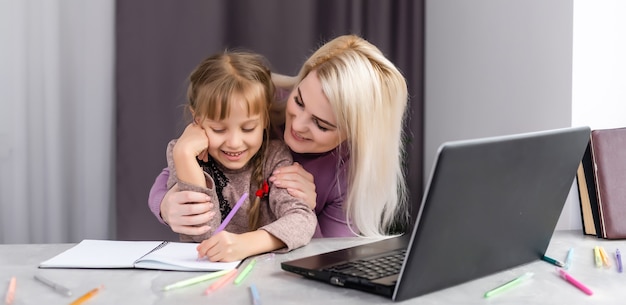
[149, 34, 409, 238]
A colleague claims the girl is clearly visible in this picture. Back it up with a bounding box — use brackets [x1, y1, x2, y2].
[151, 35, 408, 238]
[166, 51, 316, 262]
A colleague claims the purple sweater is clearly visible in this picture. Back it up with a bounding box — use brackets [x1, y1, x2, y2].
[149, 144, 355, 238]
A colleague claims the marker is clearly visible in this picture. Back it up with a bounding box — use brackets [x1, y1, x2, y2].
[564, 248, 574, 270]
[593, 246, 602, 268]
[163, 269, 231, 291]
[249, 284, 262, 305]
[234, 258, 257, 285]
[617, 249, 623, 273]
[598, 246, 611, 267]
[204, 269, 238, 294]
[214, 193, 249, 235]
[557, 268, 593, 295]
[541, 255, 564, 267]
[34, 274, 72, 296]
[69, 285, 103, 305]
[483, 272, 533, 298]
[5, 276, 16, 305]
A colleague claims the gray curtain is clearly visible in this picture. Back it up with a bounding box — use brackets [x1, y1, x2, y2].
[0, 0, 114, 244]
[115, 0, 424, 240]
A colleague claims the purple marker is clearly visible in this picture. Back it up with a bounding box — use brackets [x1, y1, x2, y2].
[213, 193, 249, 235]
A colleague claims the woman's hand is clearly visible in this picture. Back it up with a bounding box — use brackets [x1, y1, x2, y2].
[160, 184, 215, 236]
[269, 162, 317, 209]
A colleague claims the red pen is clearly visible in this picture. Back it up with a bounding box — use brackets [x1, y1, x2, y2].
[557, 268, 593, 295]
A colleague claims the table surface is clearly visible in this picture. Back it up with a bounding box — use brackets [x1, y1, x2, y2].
[1, 230, 626, 304]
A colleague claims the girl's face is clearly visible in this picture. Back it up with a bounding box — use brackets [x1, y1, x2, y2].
[200, 96, 265, 170]
[284, 70, 346, 154]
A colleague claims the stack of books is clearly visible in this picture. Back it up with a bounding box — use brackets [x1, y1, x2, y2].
[577, 127, 626, 239]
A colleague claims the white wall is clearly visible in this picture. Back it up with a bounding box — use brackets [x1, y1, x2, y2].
[425, 0, 626, 231]
[425, 0, 574, 169]
[572, 1, 626, 130]
[563, 1, 626, 230]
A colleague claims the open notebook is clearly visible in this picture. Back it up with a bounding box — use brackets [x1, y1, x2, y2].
[39, 239, 240, 272]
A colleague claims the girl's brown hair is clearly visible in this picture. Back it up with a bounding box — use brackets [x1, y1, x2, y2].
[187, 51, 275, 230]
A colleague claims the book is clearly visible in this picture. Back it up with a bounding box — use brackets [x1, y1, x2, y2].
[590, 127, 626, 239]
[39, 239, 240, 271]
[577, 163, 596, 236]
[576, 142, 602, 237]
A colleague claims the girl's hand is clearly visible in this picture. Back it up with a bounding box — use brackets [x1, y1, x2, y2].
[196, 231, 249, 262]
[173, 123, 210, 161]
[197, 230, 284, 262]
[269, 162, 317, 209]
[172, 123, 211, 187]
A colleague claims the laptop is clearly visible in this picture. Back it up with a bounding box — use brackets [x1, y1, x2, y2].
[281, 126, 591, 302]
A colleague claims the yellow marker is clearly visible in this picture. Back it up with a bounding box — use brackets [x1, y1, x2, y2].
[593, 246, 602, 268]
[598, 246, 611, 267]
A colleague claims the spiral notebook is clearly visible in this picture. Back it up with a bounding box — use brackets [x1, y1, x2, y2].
[39, 239, 240, 272]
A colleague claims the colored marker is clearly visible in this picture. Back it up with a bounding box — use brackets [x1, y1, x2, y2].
[598, 246, 611, 267]
[234, 258, 257, 285]
[564, 248, 574, 270]
[541, 255, 564, 267]
[34, 274, 72, 296]
[69, 285, 103, 305]
[214, 193, 249, 235]
[249, 284, 261, 305]
[5, 276, 16, 305]
[593, 246, 602, 268]
[163, 269, 231, 291]
[483, 272, 533, 298]
[617, 249, 623, 273]
[557, 268, 593, 295]
[204, 269, 238, 294]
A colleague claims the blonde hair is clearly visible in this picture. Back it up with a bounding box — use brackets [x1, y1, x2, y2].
[187, 51, 275, 230]
[295, 35, 409, 237]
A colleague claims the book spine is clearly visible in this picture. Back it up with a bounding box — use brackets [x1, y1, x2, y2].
[590, 134, 607, 238]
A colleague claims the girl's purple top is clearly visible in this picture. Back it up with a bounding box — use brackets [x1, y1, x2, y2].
[148, 144, 355, 238]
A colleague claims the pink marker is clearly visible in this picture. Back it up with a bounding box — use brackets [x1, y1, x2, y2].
[557, 268, 593, 296]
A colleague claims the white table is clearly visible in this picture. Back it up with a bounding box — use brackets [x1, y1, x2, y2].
[1, 230, 625, 304]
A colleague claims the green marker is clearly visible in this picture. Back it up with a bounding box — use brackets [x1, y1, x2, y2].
[541, 255, 564, 267]
[163, 269, 232, 291]
[484, 272, 534, 298]
[234, 258, 258, 285]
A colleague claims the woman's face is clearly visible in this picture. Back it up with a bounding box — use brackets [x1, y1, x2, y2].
[284, 70, 346, 154]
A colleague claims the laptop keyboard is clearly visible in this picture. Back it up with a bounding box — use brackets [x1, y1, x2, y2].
[323, 250, 406, 280]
